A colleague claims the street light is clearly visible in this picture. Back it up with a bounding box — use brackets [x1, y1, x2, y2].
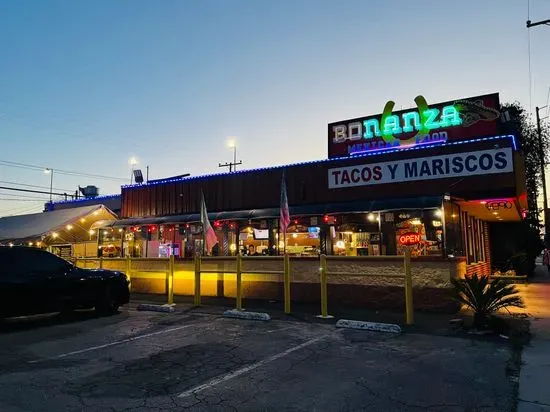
[228, 139, 237, 170]
[129, 157, 139, 184]
[44, 168, 53, 202]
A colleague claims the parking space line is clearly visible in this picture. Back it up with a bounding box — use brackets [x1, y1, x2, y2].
[177, 334, 329, 399]
[28, 324, 195, 364]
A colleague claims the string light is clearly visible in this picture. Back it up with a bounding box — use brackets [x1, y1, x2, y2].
[121, 135, 517, 188]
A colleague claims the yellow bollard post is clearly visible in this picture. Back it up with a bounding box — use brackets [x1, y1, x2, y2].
[125, 255, 132, 291]
[320, 254, 328, 317]
[284, 254, 291, 314]
[99, 257, 103, 269]
[167, 255, 175, 305]
[194, 255, 201, 306]
[404, 247, 414, 325]
[236, 254, 243, 310]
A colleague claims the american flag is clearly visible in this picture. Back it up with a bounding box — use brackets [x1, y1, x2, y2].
[280, 172, 290, 234]
[200, 191, 218, 254]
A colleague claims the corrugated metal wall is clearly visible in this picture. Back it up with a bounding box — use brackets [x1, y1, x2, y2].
[122, 140, 520, 218]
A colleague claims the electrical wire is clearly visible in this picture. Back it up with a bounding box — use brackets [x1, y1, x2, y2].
[0, 159, 127, 182]
[0, 192, 50, 200]
[528, 0, 533, 115]
[0, 180, 73, 193]
[0, 198, 47, 202]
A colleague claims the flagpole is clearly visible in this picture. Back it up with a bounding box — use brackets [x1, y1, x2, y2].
[283, 228, 287, 255]
[202, 224, 206, 256]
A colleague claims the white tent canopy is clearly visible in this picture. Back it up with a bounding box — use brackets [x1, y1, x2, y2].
[0, 205, 117, 243]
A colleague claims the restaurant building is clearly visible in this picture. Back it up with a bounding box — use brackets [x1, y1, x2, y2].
[91, 93, 527, 309]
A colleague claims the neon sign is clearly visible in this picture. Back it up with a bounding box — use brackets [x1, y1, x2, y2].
[327, 93, 501, 159]
[398, 232, 421, 246]
[332, 96, 462, 145]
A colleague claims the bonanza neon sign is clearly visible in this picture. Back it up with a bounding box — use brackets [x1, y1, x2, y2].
[332, 95, 462, 146]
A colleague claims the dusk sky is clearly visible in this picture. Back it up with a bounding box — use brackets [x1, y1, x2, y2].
[1, 0, 549, 216]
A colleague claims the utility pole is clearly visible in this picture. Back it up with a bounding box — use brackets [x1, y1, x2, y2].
[218, 141, 242, 173]
[538, 106, 549, 232]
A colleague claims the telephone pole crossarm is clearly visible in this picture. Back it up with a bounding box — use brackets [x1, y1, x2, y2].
[527, 19, 550, 28]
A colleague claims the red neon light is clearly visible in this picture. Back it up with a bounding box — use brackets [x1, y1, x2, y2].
[399, 232, 421, 246]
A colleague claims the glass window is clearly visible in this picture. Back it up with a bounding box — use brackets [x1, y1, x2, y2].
[444, 202, 464, 257]
[26, 250, 69, 275]
[325, 209, 444, 257]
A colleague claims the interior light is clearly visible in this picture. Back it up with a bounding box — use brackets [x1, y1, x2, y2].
[492, 212, 498, 215]
[230, 243, 237, 252]
[410, 219, 422, 226]
[52, 232, 58, 238]
[434, 209, 443, 217]
[89, 229, 95, 235]
[28, 242, 33, 246]
[480, 201, 487, 204]
[336, 240, 345, 249]
[66, 224, 73, 230]
[367, 213, 376, 222]
[80, 218, 86, 223]
[118, 228, 123, 233]
[292, 233, 298, 238]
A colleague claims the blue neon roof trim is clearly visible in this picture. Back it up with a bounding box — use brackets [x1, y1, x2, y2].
[51, 194, 121, 205]
[121, 134, 517, 189]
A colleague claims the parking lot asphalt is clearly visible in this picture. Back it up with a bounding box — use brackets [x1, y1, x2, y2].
[0, 303, 517, 412]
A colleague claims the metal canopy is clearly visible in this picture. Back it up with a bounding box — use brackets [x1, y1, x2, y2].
[92, 196, 442, 228]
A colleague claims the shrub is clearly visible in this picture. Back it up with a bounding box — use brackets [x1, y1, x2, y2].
[451, 273, 525, 328]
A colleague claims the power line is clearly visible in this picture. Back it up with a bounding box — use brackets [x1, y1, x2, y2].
[528, 0, 533, 114]
[0, 180, 73, 192]
[0, 192, 50, 200]
[0, 198, 46, 202]
[0, 185, 76, 198]
[0, 159, 128, 182]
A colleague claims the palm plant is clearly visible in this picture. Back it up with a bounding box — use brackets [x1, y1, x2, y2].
[451, 273, 525, 327]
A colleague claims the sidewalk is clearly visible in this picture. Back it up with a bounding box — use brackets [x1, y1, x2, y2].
[517, 263, 550, 411]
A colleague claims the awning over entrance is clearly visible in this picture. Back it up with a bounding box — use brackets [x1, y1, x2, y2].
[0, 205, 118, 244]
[91, 196, 443, 228]
[457, 198, 522, 222]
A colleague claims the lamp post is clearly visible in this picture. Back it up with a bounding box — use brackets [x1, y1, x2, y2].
[537, 106, 549, 231]
[228, 139, 237, 171]
[44, 168, 53, 202]
[219, 138, 242, 172]
[129, 157, 139, 184]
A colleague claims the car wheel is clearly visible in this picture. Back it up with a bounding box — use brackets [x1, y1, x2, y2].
[95, 287, 119, 316]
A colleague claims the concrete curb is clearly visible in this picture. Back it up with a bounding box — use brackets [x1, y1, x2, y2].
[137, 303, 176, 313]
[223, 309, 270, 321]
[335, 319, 402, 334]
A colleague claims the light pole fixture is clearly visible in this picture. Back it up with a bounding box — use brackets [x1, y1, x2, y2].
[129, 157, 139, 184]
[44, 168, 53, 202]
[219, 138, 242, 172]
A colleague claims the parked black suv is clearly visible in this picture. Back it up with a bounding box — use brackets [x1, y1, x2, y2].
[0, 246, 129, 319]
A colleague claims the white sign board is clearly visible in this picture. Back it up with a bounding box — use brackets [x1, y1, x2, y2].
[328, 148, 513, 189]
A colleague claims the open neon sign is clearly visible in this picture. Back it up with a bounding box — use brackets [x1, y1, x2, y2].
[332, 96, 462, 145]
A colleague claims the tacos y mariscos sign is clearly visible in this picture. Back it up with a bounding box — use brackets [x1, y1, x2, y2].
[328, 93, 501, 159]
[328, 148, 513, 189]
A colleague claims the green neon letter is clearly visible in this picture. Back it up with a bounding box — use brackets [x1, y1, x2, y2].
[402, 111, 421, 133]
[382, 115, 402, 136]
[439, 105, 462, 127]
[423, 108, 440, 130]
[363, 119, 381, 139]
